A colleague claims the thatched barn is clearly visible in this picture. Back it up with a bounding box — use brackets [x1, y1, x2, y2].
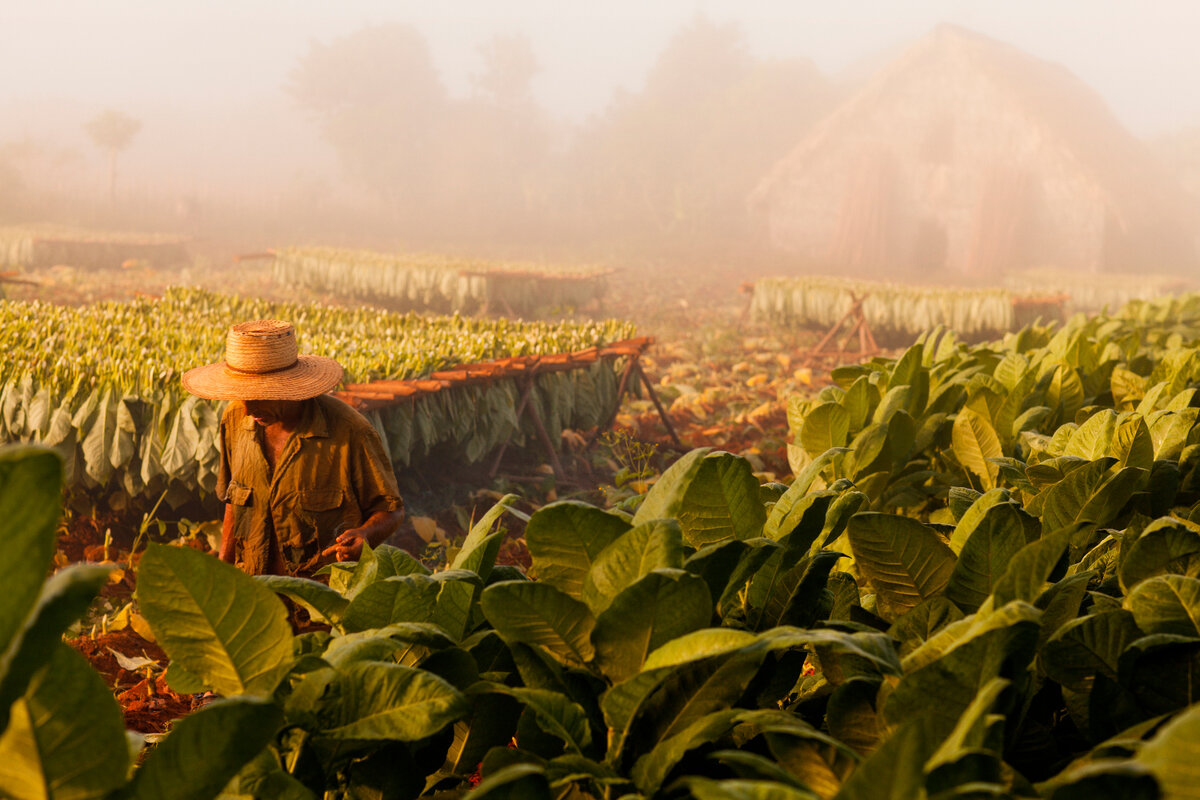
[749, 25, 1197, 278]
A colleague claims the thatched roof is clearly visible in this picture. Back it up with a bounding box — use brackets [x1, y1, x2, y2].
[750, 24, 1197, 277]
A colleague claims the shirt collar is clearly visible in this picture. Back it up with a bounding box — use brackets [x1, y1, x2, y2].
[235, 398, 329, 438]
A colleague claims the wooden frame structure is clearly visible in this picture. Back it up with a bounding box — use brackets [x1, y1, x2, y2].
[336, 337, 681, 481]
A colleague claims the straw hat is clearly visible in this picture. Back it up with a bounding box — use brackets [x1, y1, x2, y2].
[182, 320, 343, 401]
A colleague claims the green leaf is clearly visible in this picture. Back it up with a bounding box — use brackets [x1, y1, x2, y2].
[953, 409, 1003, 490]
[480, 581, 596, 666]
[944, 504, 1028, 613]
[0, 564, 111, 736]
[1042, 610, 1142, 692]
[451, 493, 518, 580]
[295, 662, 467, 740]
[800, 403, 851, 456]
[847, 513, 957, 621]
[1135, 702, 1200, 799]
[485, 685, 592, 753]
[582, 519, 686, 613]
[525, 501, 631, 601]
[256, 575, 348, 629]
[635, 449, 766, 547]
[642, 628, 759, 671]
[137, 543, 294, 697]
[1126, 575, 1200, 638]
[1041, 459, 1143, 532]
[0, 644, 128, 800]
[686, 777, 818, 800]
[340, 574, 441, 632]
[832, 716, 938, 800]
[631, 709, 741, 794]
[1065, 410, 1119, 461]
[1120, 517, 1200, 593]
[0, 447, 63, 713]
[990, 526, 1074, 606]
[468, 764, 552, 800]
[592, 570, 713, 683]
[129, 698, 283, 800]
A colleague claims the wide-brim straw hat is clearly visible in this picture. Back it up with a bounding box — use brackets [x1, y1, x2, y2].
[182, 320, 343, 401]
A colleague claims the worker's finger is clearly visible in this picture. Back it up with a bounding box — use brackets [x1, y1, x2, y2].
[320, 543, 340, 557]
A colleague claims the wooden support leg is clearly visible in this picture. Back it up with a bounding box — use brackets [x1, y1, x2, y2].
[524, 393, 567, 481]
[587, 355, 638, 447]
[635, 361, 684, 450]
[487, 379, 536, 479]
[803, 299, 864, 368]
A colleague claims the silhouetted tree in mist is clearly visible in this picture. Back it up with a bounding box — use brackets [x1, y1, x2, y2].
[566, 15, 833, 252]
[288, 24, 450, 230]
[83, 109, 141, 205]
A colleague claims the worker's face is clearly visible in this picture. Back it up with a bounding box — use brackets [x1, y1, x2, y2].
[243, 399, 302, 427]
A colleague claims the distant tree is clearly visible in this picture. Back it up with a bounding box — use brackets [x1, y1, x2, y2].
[288, 24, 449, 230]
[566, 15, 834, 251]
[83, 109, 141, 204]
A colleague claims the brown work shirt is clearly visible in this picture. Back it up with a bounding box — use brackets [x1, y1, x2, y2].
[216, 395, 403, 576]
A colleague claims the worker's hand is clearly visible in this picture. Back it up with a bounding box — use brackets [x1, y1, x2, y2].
[321, 528, 368, 562]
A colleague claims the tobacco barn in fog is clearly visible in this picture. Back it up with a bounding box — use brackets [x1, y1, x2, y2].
[749, 24, 1198, 279]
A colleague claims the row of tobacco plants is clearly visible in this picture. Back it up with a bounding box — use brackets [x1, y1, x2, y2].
[0, 287, 635, 510]
[10, 293, 1200, 797]
[272, 246, 612, 316]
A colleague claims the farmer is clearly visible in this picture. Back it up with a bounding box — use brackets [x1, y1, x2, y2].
[182, 319, 404, 576]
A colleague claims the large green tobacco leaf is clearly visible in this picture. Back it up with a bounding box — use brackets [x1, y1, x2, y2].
[684, 777, 819, 800]
[635, 449, 766, 547]
[128, 698, 283, 800]
[1120, 518, 1200, 593]
[1040, 460, 1144, 532]
[944, 503, 1028, 613]
[616, 648, 770, 771]
[0, 644, 128, 800]
[340, 574, 442, 632]
[0, 447, 63, 717]
[525, 500, 631, 600]
[480, 581, 596, 666]
[467, 764, 552, 800]
[1126, 575, 1200, 638]
[450, 493, 517, 581]
[581, 518, 685, 613]
[298, 662, 468, 741]
[953, 408, 1002, 490]
[484, 685, 593, 754]
[592, 570, 713, 683]
[631, 708, 742, 795]
[1041, 609, 1143, 692]
[1135, 703, 1200, 798]
[137, 543, 294, 697]
[217, 749, 314, 800]
[0, 564, 111, 737]
[990, 526, 1075, 606]
[884, 602, 1040, 735]
[799, 403, 851, 456]
[256, 575, 349, 629]
[832, 716, 939, 800]
[847, 513, 957, 621]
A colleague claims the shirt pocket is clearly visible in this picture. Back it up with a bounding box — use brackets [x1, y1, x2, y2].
[288, 488, 350, 550]
[228, 483, 253, 506]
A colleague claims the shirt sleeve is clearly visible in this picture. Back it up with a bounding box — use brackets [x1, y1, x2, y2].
[351, 423, 404, 518]
[215, 407, 234, 503]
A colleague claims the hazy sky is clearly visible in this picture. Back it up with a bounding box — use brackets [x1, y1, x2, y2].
[5, 0, 1200, 135]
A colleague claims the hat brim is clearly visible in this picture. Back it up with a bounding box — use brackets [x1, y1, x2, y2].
[181, 355, 343, 401]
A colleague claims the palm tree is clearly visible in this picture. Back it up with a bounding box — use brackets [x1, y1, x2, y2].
[83, 110, 141, 205]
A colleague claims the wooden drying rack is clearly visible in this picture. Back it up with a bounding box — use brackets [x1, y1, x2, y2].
[336, 337, 682, 481]
[800, 291, 880, 368]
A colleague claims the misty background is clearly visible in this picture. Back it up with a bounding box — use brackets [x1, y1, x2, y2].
[4, 0, 1200, 268]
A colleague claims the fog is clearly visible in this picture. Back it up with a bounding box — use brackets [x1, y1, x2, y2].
[4, 0, 1200, 270]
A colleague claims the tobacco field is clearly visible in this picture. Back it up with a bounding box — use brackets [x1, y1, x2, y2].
[8, 256, 1200, 799]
